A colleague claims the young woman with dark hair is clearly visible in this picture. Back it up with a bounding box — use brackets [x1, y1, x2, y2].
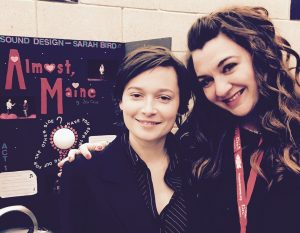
[60, 46, 195, 233]
[183, 6, 300, 233]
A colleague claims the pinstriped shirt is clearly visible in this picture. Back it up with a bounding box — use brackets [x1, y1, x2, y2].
[122, 133, 189, 233]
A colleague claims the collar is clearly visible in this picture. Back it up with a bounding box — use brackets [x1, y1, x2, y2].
[121, 131, 181, 171]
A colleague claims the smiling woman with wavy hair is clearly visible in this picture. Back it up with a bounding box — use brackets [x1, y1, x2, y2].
[181, 5, 300, 233]
[186, 5, 300, 181]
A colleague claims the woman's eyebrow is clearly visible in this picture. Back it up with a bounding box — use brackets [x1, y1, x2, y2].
[217, 56, 235, 68]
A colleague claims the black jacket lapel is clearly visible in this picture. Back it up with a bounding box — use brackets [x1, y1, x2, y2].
[93, 137, 159, 233]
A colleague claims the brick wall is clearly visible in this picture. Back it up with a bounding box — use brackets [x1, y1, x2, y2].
[1, 0, 299, 57]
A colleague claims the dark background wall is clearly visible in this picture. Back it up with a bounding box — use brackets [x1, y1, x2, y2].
[291, 0, 300, 20]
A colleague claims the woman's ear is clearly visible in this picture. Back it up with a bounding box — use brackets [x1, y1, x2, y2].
[119, 101, 123, 111]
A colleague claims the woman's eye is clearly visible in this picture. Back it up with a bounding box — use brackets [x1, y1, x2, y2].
[198, 77, 213, 88]
[130, 93, 142, 99]
[223, 63, 237, 73]
[159, 96, 171, 102]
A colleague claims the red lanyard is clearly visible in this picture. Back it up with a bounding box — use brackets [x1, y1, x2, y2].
[233, 127, 263, 233]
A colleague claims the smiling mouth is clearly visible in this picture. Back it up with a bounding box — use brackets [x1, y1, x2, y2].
[136, 119, 161, 125]
[223, 88, 245, 104]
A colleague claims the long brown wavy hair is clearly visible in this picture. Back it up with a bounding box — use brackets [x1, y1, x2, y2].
[183, 6, 300, 184]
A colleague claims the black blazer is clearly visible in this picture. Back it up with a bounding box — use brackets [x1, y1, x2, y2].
[60, 135, 195, 233]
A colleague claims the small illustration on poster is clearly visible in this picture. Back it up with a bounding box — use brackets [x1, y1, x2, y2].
[0, 96, 36, 120]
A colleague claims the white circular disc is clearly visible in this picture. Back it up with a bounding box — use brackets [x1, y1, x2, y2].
[53, 128, 75, 150]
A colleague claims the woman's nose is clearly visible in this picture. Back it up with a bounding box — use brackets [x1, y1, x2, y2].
[141, 99, 157, 115]
[214, 78, 232, 98]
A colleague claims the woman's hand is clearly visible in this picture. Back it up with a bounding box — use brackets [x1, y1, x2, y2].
[57, 141, 109, 177]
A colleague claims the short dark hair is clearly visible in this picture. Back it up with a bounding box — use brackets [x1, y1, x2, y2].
[114, 46, 193, 126]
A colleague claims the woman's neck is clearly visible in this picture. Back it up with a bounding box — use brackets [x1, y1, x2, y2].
[240, 110, 260, 134]
[128, 134, 168, 165]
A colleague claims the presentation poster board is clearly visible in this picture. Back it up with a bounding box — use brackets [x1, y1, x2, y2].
[0, 35, 124, 231]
